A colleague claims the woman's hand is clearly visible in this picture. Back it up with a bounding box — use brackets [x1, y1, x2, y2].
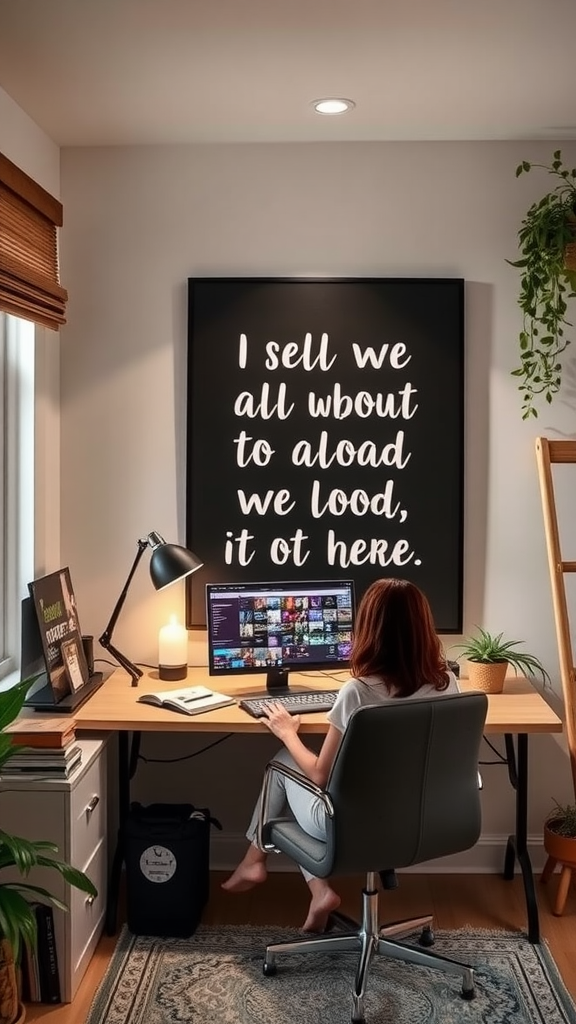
[260, 702, 301, 740]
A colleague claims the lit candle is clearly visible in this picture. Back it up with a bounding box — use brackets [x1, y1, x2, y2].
[158, 615, 188, 680]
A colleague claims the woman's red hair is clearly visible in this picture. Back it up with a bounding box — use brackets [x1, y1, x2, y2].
[349, 578, 449, 696]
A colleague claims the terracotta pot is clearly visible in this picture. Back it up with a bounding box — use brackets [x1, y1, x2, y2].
[544, 821, 576, 866]
[0, 941, 23, 1024]
[466, 659, 507, 694]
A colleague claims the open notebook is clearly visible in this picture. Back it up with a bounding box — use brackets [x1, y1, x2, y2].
[137, 685, 235, 716]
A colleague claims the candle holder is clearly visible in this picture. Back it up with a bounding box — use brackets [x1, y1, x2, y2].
[159, 665, 188, 681]
[99, 531, 203, 687]
[158, 665, 188, 681]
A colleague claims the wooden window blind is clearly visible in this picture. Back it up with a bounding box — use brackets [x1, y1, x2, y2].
[0, 152, 67, 330]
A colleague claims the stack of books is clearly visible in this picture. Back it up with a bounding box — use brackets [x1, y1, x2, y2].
[4, 718, 81, 778]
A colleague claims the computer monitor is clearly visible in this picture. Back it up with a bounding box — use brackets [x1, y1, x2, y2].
[206, 579, 355, 696]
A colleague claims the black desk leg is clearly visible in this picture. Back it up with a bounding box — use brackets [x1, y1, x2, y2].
[502, 732, 540, 943]
[105, 730, 141, 936]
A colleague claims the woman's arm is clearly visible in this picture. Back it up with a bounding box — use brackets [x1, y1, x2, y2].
[261, 703, 343, 787]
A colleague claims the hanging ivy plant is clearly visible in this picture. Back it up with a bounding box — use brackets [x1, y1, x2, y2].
[508, 150, 576, 419]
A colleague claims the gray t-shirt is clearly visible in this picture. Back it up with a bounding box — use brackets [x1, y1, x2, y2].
[327, 671, 461, 734]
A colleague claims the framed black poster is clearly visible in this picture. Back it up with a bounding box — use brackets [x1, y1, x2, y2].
[186, 278, 464, 631]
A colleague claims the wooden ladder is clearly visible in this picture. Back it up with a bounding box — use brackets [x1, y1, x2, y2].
[535, 437, 576, 796]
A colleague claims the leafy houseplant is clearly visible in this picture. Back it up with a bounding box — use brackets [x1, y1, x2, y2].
[0, 678, 97, 1024]
[453, 627, 550, 694]
[508, 150, 576, 419]
[545, 800, 576, 839]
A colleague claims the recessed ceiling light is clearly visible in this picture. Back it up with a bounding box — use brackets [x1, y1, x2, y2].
[312, 98, 355, 116]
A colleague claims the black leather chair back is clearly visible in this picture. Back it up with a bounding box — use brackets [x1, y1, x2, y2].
[267, 691, 488, 878]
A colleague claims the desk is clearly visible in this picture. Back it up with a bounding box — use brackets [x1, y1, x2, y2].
[73, 667, 562, 943]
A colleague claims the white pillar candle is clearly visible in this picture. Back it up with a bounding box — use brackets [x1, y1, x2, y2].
[158, 616, 188, 668]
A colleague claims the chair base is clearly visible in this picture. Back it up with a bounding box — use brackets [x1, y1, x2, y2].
[263, 874, 475, 1024]
[329, 907, 436, 943]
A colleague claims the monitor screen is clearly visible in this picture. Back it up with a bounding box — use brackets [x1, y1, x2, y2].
[206, 579, 355, 694]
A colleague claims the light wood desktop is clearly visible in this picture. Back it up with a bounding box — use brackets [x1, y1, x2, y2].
[73, 665, 562, 735]
[71, 665, 562, 944]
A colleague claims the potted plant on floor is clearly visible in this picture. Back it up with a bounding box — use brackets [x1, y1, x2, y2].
[508, 149, 576, 420]
[0, 677, 97, 1024]
[453, 627, 550, 694]
[541, 800, 576, 916]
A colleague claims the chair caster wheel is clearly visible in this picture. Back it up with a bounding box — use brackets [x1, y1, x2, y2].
[263, 961, 277, 976]
[419, 926, 435, 947]
[461, 988, 475, 1001]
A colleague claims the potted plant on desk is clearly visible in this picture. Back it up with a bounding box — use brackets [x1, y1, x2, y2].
[0, 678, 97, 1024]
[453, 627, 550, 694]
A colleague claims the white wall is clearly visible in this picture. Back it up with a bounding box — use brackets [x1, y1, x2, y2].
[0, 85, 60, 194]
[59, 140, 576, 866]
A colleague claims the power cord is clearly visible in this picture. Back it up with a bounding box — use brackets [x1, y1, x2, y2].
[298, 669, 350, 684]
[479, 735, 508, 766]
[136, 733, 233, 765]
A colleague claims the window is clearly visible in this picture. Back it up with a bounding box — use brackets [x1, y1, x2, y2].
[0, 312, 34, 682]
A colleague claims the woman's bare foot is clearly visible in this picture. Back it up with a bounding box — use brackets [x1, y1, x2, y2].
[302, 881, 341, 932]
[221, 844, 268, 893]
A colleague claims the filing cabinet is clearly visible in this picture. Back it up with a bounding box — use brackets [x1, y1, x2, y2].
[0, 735, 108, 1002]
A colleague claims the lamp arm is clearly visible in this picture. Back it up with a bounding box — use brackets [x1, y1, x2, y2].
[99, 537, 149, 686]
[104, 640, 143, 686]
[100, 538, 148, 644]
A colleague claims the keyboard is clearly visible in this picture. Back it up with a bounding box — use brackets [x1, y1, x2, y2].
[239, 690, 339, 719]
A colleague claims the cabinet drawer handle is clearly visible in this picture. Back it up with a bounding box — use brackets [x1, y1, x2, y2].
[86, 795, 100, 815]
[85, 894, 95, 907]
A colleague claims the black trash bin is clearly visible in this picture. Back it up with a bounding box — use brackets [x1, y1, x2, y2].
[124, 802, 221, 937]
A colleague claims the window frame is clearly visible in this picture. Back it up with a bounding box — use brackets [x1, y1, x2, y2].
[0, 312, 35, 682]
[0, 319, 6, 670]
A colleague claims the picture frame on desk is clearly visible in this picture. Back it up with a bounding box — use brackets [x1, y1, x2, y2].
[61, 635, 87, 693]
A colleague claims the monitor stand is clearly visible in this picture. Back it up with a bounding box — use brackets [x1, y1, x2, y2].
[241, 667, 292, 700]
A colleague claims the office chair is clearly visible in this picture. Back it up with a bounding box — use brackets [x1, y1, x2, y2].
[258, 691, 488, 1024]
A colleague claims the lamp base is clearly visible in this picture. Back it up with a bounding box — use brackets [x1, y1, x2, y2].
[158, 664, 188, 681]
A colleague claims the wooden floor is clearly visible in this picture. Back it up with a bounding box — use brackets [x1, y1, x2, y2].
[25, 871, 576, 1022]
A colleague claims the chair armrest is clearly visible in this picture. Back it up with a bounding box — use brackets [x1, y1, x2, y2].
[257, 758, 335, 851]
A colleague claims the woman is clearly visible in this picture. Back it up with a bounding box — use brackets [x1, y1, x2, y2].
[222, 578, 459, 932]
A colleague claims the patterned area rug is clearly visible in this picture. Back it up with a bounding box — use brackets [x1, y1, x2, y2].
[86, 925, 576, 1024]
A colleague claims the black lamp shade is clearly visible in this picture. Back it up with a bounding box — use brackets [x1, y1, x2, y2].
[149, 543, 204, 590]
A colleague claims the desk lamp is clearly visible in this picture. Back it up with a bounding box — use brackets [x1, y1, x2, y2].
[99, 531, 203, 687]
